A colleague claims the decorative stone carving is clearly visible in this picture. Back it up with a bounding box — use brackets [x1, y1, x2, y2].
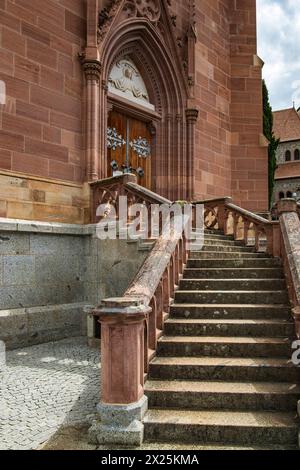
[122, 0, 161, 23]
[185, 108, 199, 122]
[109, 58, 149, 101]
[98, 0, 123, 43]
[81, 59, 102, 82]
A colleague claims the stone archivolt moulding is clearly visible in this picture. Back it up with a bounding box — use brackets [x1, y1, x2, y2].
[98, 0, 162, 43]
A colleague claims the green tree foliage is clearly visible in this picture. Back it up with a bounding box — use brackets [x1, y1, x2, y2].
[262, 80, 280, 208]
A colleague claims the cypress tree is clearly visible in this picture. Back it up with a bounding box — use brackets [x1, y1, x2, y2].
[262, 80, 280, 208]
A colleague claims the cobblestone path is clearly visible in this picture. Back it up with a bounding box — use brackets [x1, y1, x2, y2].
[0, 337, 100, 450]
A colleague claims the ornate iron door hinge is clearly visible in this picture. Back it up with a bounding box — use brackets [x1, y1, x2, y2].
[107, 127, 126, 151]
[129, 136, 151, 159]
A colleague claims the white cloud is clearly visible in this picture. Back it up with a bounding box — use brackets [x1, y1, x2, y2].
[257, 0, 300, 110]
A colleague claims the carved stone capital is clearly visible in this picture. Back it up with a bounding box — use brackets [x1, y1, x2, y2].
[185, 107, 199, 123]
[82, 59, 102, 82]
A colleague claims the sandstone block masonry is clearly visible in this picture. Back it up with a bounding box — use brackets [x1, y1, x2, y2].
[0, 0, 268, 220]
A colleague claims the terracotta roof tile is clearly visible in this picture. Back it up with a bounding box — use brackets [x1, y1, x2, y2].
[273, 107, 300, 142]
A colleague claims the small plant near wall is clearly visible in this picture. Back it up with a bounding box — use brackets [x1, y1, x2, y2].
[262, 80, 280, 209]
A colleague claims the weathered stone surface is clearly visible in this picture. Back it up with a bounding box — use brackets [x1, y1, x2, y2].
[0, 231, 30, 254]
[0, 221, 149, 346]
[0, 302, 88, 349]
[280, 211, 300, 306]
[3, 255, 35, 285]
[89, 396, 147, 446]
[144, 230, 299, 448]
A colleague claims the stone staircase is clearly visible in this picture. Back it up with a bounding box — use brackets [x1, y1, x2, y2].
[144, 229, 300, 448]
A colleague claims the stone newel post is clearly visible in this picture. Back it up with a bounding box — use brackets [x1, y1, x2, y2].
[88, 298, 151, 446]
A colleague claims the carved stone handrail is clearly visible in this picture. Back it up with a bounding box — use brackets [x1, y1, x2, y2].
[93, 220, 187, 398]
[90, 174, 172, 225]
[197, 197, 280, 256]
[277, 199, 300, 339]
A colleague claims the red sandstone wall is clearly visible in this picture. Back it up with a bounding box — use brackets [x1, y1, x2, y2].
[0, 0, 86, 184]
[229, 0, 268, 211]
[172, 0, 268, 211]
[193, 0, 232, 201]
[0, 0, 268, 215]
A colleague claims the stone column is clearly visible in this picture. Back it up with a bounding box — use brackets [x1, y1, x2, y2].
[82, 59, 102, 181]
[88, 297, 151, 446]
[185, 108, 199, 201]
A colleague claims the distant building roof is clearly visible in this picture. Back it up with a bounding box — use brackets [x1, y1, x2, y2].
[273, 107, 300, 142]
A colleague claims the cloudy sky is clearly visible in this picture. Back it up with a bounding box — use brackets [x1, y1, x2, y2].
[257, 0, 300, 111]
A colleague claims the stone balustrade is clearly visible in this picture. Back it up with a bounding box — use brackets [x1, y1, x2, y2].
[277, 199, 300, 339]
[88, 180, 300, 447]
[196, 197, 281, 257]
[89, 219, 187, 446]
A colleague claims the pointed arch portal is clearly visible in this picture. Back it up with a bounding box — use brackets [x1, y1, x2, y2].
[82, 0, 198, 201]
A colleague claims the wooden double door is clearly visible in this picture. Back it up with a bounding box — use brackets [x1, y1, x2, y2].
[107, 111, 152, 189]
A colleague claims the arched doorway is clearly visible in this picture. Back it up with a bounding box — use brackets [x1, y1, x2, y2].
[82, 1, 198, 201]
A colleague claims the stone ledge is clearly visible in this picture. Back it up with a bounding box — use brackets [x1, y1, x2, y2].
[0, 302, 90, 350]
[0, 217, 98, 236]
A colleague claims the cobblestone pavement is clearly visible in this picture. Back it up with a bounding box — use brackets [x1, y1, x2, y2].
[0, 337, 100, 450]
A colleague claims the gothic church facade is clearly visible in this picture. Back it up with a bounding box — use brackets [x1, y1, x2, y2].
[0, 0, 268, 223]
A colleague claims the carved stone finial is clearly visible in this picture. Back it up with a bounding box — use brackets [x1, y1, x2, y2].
[82, 59, 102, 82]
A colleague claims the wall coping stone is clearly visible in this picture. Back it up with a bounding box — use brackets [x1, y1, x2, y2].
[0, 217, 98, 236]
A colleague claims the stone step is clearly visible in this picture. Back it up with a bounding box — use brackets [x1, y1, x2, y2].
[190, 252, 268, 259]
[202, 245, 255, 253]
[144, 409, 299, 446]
[145, 380, 300, 411]
[183, 268, 284, 279]
[149, 356, 299, 382]
[137, 442, 299, 451]
[204, 238, 244, 246]
[187, 258, 282, 269]
[204, 234, 235, 241]
[174, 290, 289, 305]
[170, 304, 291, 320]
[204, 229, 227, 235]
[164, 319, 295, 338]
[179, 279, 286, 291]
[157, 336, 291, 358]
